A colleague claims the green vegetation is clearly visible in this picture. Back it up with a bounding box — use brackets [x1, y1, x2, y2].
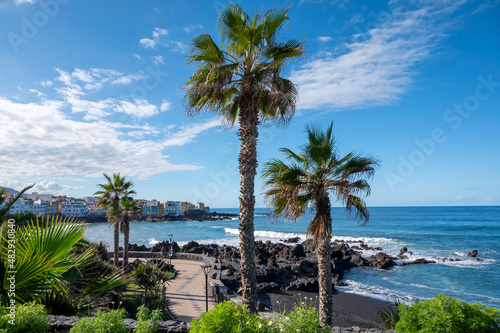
[395, 294, 500, 333]
[0, 302, 50, 333]
[184, 2, 304, 312]
[190, 301, 328, 333]
[95, 173, 136, 267]
[132, 261, 174, 312]
[70, 309, 128, 333]
[0, 215, 125, 313]
[376, 298, 402, 330]
[262, 121, 378, 326]
[135, 305, 163, 333]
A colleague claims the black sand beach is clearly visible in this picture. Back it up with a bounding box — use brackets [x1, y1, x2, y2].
[260, 290, 391, 328]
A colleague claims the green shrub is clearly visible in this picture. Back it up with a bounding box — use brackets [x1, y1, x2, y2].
[190, 300, 328, 333]
[135, 305, 162, 333]
[396, 294, 500, 333]
[190, 301, 263, 333]
[70, 309, 128, 333]
[0, 302, 50, 333]
[284, 300, 327, 333]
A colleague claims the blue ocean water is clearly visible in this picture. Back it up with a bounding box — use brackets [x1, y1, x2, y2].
[84, 206, 500, 308]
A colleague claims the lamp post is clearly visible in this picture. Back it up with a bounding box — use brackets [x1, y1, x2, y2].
[168, 234, 173, 265]
[201, 264, 211, 312]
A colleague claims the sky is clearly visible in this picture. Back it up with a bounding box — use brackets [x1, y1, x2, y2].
[0, 0, 499, 208]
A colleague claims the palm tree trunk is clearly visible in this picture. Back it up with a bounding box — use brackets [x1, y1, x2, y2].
[237, 89, 259, 313]
[123, 216, 129, 267]
[317, 236, 333, 326]
[317, 196, 333, 327]
[114, 222, 120, 266]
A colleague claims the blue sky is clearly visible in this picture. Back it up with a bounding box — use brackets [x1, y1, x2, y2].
[0, 0, 499, 208]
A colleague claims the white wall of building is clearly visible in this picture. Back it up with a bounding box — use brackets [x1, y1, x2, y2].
[60, 202, 88, 218]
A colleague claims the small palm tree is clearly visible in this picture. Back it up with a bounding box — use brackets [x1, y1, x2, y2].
[94, 173, 136, 266]
[184, 3, 304, 311]
[109, 197, 141, 267]
[262, 122, 378, 326]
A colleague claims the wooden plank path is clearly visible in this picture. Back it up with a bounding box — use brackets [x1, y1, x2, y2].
[166, 259, 216, 323]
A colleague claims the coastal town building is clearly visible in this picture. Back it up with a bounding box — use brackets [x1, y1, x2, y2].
[1, 188, 209, 219]
[165, 201, 183, 216]
[59, 201, 88, 218]
[26, 192, 53, 202]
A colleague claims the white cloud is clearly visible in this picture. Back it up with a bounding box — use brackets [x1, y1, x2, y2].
[152, 27, 168, 39]
[159, 100, 171, 111]
[133, 54, 142, 60]
[115, 99, 158, 117]
[153, 55, 164, 64]
[52, 67, 150, 119]
[140, 27, 169, 49]
[32, 180, 79, 195]
[183, 24, 203, 33]
[0, 98, 214, 181]
[14, 0, 36, 5]
[163, 119, 220, 147]
[28, 89, 44, 97]
[140, 38, 156, 49]
[290, 0, 467, 110]
[110, 74, 145, 85]
[72, 68, 95, 83]
[317, 36, 332, 42]
[41, 80, 53, 87]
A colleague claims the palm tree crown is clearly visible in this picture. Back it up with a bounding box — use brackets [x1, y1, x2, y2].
[262, 121, 378, 326]
[184, 3, 304, 312]
[94, 173, 136, 266]
[184, 3, 303, 125]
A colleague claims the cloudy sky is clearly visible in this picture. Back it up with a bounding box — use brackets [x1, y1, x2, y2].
[0, 0, 499, 207]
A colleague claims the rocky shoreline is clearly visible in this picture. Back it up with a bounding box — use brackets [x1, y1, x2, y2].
[129, 237, 471, 297]
[84, 211, 239, 223]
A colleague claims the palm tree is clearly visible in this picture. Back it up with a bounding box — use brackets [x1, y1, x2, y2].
[109, 197, 141, 267]
[94, 173, 136, 266]
[184, 3, 304, 311]
[262, 122, 378, 326]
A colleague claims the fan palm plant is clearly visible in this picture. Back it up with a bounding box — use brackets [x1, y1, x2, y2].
[262, 122, 378, 326]
[94, 173, 136, 266]
[109, 197, 141, 267]
[0, 215, 125, 310]
[184, 3, 304, 311]
[0, 184, 35, 226]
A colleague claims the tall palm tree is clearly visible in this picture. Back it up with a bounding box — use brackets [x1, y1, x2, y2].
[184, 3, 304, 311]
[262, 122, 378, 326]
[94, 173, 135, 266]
[109, 197, 141, 267]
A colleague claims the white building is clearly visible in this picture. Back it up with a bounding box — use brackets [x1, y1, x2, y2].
[60, 202, 88, 218]
[165, 201, 183, 216]
[9, 198, 32, 214]
[26, 192, 53, 202]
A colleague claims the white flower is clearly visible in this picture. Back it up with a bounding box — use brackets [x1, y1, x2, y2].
[268, 321, 273, 326]
[258, 323, 262, 328]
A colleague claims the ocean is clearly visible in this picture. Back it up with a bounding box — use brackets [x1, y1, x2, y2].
[83, 206, 500, 308]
